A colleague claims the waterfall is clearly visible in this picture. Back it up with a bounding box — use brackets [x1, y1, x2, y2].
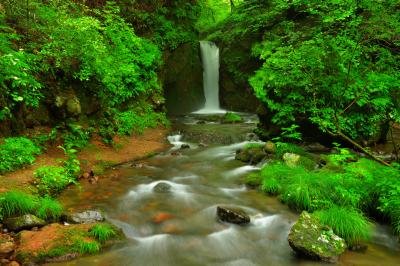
[194, 41, 225, 114]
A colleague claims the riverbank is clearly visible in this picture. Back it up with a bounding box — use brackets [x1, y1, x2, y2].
[0, 127, 170, 194]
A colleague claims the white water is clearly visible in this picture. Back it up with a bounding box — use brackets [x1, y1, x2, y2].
[194, 41, 225, 114]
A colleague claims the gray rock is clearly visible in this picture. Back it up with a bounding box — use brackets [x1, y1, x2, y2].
[4, 215, 46, 232]
[288, 212, 346, 263]
[67, 210, 105, 224]
[153, 182, 172, 193]
[217, 206, 250, 225]
[283, 153, 301, 167]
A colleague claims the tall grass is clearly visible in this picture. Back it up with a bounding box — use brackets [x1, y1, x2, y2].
[0, 190, 38, 218]
[36, 197, 64, 220]
[315, 206, 372, 246]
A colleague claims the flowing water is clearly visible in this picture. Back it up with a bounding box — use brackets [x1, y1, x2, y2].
[51, 115, 400, 266]
[194, 41, 225, 114]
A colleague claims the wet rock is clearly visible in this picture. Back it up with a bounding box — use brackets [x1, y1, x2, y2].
[304, 143, 330, 153]
[283, 153, 301, 167]
[288, 212, 346, 263]
[180, 144, 191, 150]
[153, 182, 172, 193]
[198, 142, 208, 148]
[235, 147, 266, 165]
[217, 206, 250, 225]
[66, 210, 105, 224]
[0, 234, 15, 258]
[152, 213, 175, 224]
[246, 133, 259, 141]
[4, 215, 46, 232]
[171, 151, 182, 156]
[349, 244, 368, 253]
[264, 141, 277, 154]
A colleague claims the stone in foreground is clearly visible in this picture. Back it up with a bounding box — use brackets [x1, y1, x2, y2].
[217, 206, 250, 225]
[66, 210, 105, 224]
[153, 182, 172, 193]
[4, 215, 46, 232]
[288, 212, 346, 263]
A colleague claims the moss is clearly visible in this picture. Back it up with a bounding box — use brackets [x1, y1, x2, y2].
[244, 172, 261, 187]
[221, 112, 243, 124]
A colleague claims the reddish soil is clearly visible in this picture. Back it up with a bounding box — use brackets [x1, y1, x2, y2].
[0, 127, 170, 192]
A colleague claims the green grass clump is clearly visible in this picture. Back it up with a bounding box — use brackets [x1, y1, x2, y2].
[261, 177, 280, 195]
[222, 112, 243, 123]
[245, 172, 261, 187]
[89, 224, 117, 243]
[0, 137, 41, 174]
[74, 239, 101, 254]
[36, 197, 64, 221]
[0, 190, 38, 218]
[244, 143, 264, 150]
[315, 206, 372, 246]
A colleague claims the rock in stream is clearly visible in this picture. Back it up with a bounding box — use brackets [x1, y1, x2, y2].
[217, 206, 250, 225]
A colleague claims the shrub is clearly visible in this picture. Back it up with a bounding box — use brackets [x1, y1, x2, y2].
[36, 197, 63, 221]
[34, 166, 76, 196]
[0, 137, 41, 174]
[89, 224, 117, 243]
[315, 206, 372, 246]
[0, 190, 38, 218]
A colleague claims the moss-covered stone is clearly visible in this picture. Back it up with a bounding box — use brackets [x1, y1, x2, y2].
[16, 222, 124, 264]
[221, 112, 243, 124]
[288, 211, 347, 263]
[235, 146, 266, 165]
[4, 214, 46, 232]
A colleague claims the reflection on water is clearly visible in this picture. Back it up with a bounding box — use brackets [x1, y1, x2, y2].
[51, 115, 400, 266]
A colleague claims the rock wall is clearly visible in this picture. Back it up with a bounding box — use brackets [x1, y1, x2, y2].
[162, 42, 205, 115]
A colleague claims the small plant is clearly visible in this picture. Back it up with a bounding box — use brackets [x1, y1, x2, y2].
[222, 112, 243, 124]
[74, 238, 100, 254]
[36, 197, 64, 221]
[275, 142, 308, 158]
[0, 190, 38, 218]
[62, 124, 91, 150]
[272, 124, 302, 142]
[0, 137, 41, 174]
[315, 206, 372, 246]
[34, 166, 76, 196]
[89, 224, 117, 243]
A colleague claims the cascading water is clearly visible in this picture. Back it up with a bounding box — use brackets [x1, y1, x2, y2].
[194, 41, 225, 114]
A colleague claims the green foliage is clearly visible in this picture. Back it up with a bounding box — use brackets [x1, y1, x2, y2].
[89, 224, 117, 243]
[34, 166, 76, 196]
[249, 0, 400, 142]
[0, 190, 37, 218]
[73, 239, 100, 254]
[272, 125, 302, 142]
[0, 137, 41, 174]
[315, 206, 372, 245]
[62, 124, 91, 150]
[36, 197, 63, 221]
[222, 112, 243, 123]
[0, 10, 42, 122]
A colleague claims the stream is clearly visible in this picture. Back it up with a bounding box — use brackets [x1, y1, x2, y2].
[50, 114, 400, 266]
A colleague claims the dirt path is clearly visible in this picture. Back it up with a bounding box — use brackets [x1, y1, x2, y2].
[0, 127, 170, 193]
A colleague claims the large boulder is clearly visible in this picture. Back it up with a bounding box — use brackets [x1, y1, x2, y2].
[66, 210, 105, 224]
[283, 153, 301, 168]
[217, 206, 250, 225]
[288, 212, 347, 263]
[4, 215, 46, 232]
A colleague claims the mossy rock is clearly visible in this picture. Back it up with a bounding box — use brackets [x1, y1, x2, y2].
[16, 222, 125, 264]
[4, 214, 46, 232]
[235, 147, 266, 165]
[288, 211, 347, 263]
[244, 172, 261, 187]
[221, 112, 243, 124]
